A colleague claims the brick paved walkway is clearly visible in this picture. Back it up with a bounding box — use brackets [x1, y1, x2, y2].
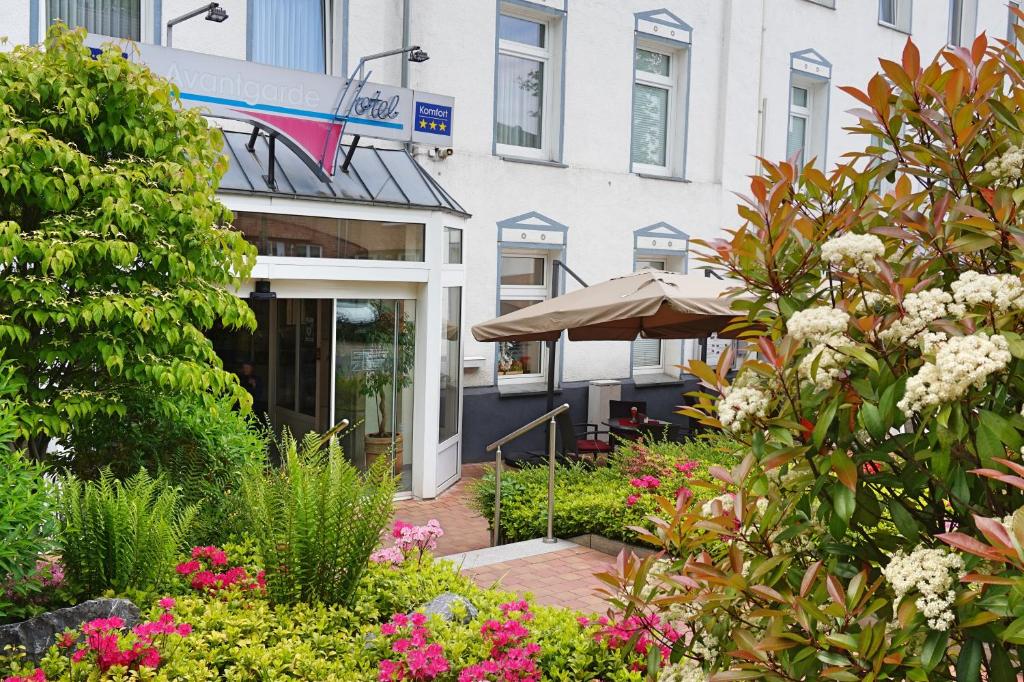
[394, 464, 615, 613]
[392, 463, 492, 556]
[458, 544, 615, 614]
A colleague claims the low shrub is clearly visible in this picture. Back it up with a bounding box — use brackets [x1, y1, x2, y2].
[59, 392, 267, 546]
[239, 429, 395, 607]
[2, 557, 639, 681]
[56, 469, 197, 597]
[471, 434, 742, 544]
[0, 359, 57, 622]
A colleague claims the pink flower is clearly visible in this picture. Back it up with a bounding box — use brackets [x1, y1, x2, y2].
[175, 560, 201, 575]
[371, 546, 406, 566]
[158, 597, 176, 610]
[675, 460, 698, 476]
[391, 520, 414, 539]
[626, 494, 640, 507]
[4, 669, 47, 682]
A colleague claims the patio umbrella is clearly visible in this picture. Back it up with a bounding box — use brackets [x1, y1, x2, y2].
[471, 270, 746, 344]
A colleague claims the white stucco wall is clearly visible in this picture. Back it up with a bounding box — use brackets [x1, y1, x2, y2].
[0, 0, 1013, 387]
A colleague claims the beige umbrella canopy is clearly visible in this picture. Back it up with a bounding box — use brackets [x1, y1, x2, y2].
[472, 270, 747, 343]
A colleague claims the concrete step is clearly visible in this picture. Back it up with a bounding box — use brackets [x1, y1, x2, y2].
[440, 538, 577, 570]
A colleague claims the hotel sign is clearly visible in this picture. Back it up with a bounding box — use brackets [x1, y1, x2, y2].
[84, 35, 455, 179]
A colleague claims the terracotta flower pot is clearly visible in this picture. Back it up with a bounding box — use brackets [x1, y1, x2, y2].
[365, 433, 403, 476]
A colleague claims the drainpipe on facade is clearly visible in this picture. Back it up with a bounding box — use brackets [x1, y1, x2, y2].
[754, 0, 767, 173]
[402, 0, 412, 153]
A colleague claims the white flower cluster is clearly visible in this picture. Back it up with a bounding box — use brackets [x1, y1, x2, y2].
[798, 339, 848, 390]
[882, 546, 963, 631]
[700, 493, 736, 518]
[898, 333, 1012, 415]
[718, 386, 769, 432]
[859, 291, 896, 313]
[658, 661, 708, 682]
[691, 632, 719, 663]
[880, 288, 965, 346]
[820, 233, 885, 274]
[787, 307, 850, 344]
[666, 599, 702, 624]
[984, 144, 1024, 180]
[951, 271, 1024, 312]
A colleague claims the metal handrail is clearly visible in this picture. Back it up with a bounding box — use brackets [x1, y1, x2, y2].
[486, 403, 570, 546]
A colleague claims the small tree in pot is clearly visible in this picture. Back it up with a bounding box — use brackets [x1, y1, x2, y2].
[356, 302, 415, 475]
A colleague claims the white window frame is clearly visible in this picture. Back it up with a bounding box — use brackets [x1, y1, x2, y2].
[878, 0, 912, 34]
[788, 85, 811, 168]
[36, 0, 156, 43]
[1011, 2, 1023, 50]
[803, 0, 836, 8]
[632, 258, 666, 374]
[631, 42, 687, 177]
[497, 248, 550, 384]
[495, 5, 560, 161]
[948, 0, 977, 47]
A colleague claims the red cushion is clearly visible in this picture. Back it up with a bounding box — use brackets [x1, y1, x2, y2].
[576, 439, 611, 452]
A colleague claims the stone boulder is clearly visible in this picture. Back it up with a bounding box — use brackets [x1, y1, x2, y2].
[0, 598, 140, 663]
[421, 592, 478, 624]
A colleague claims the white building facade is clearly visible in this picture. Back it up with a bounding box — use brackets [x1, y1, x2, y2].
[1, 0, 1015, 489]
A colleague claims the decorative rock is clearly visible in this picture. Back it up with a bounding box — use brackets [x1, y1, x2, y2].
[0, 598, 140, 663]
[421, 592, 477, 624]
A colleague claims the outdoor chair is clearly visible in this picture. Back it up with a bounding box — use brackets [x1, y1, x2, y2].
[503, 410, 608, 469]
[609, 400, 648, 420]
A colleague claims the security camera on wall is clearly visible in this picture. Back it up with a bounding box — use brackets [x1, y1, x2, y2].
[427, 146, 454, 160]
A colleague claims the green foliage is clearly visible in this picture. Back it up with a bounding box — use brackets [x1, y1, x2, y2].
[350, 302, 416, 436]
[239, 429, 396, 606]
[59, 392, 267, 545]
[0, 25, 257, 455]
[0, 358, 55, 619]
[471, 434, 741, 544]
[2, 558, 638, 681]
[56, 469, 196, 596]
[604, 27, 1024, 680]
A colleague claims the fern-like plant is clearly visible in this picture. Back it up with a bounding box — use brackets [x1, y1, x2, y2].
[240, 428, 395, 606]
[56, 469, 197, 596]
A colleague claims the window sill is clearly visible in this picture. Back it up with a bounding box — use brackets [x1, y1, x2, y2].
[500, 156, 569, 169]
[497, 381, 560, 397]
[877, 21, 911, 35]
[631, 373, 689, 387]
[636, 173, 690, 183]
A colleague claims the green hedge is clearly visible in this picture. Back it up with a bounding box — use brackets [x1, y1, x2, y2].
[4, 558, 640, 681]
[471, 434, 743, 544]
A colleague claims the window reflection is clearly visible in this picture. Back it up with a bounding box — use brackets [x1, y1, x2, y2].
[233, 212, 425, 262]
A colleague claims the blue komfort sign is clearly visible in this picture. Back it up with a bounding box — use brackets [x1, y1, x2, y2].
[84, 35, 455, 179]
[414, 101, 452, 137]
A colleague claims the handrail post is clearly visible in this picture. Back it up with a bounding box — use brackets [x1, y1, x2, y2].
[492, 445, 502, 546]
[543, 415, 557, 543]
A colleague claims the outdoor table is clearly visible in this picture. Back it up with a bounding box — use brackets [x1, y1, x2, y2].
[602, 417, 677, 440]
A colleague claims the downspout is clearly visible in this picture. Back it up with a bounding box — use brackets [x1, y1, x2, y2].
[754, 0, 767, 173]
[402, 0, 412, 151]
[401, 0, 410, 89]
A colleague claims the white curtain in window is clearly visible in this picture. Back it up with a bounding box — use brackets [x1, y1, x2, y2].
[48, 0, 140, 39]
[632, 84, 668, 166]
[787, 114, 806, 167]
[495, 54, 544, 149]
[250, 0, 326, 73]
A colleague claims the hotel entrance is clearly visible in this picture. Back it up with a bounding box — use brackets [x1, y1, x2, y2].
[211, 296, 418, 493]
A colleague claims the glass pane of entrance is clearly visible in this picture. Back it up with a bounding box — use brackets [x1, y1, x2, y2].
[334, 299, 416, 492]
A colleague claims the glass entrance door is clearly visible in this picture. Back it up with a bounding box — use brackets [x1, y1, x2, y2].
[333, 299, 416, 492]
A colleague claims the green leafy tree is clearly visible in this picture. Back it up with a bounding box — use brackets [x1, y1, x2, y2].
[0, 26, 256, 457]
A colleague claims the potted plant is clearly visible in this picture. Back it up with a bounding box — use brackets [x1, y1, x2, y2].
[356, 303, 415, 476]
